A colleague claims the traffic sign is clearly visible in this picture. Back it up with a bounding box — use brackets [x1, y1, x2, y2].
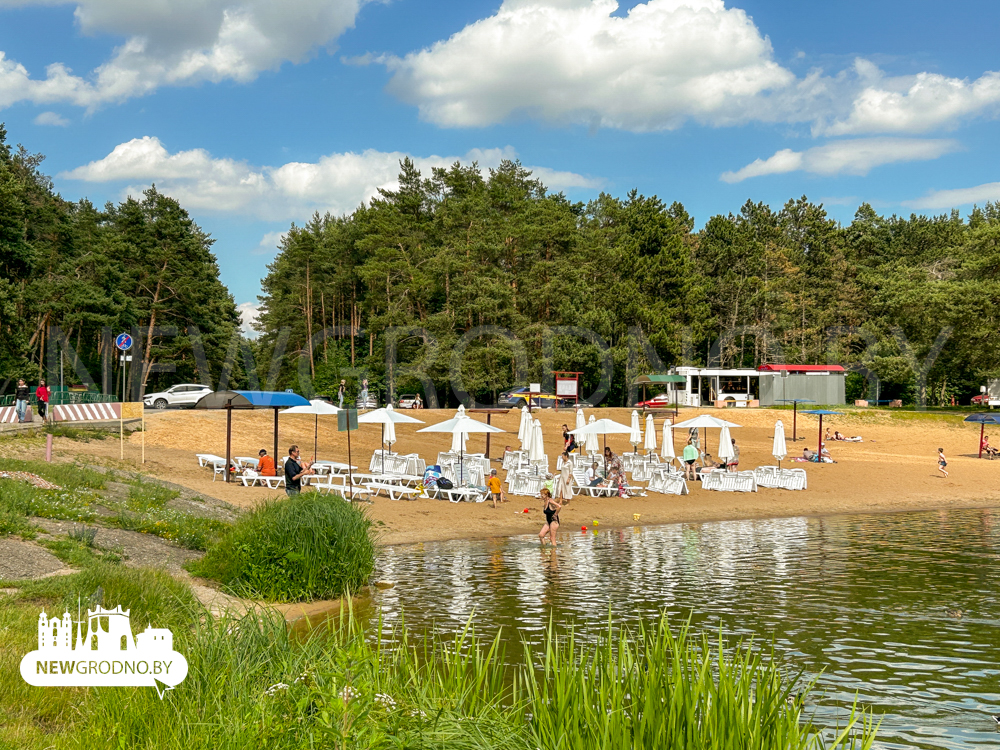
[115, 333, 132, 351]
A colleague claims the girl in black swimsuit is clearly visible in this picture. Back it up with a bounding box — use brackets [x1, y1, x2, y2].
[538, 488, 562, 546]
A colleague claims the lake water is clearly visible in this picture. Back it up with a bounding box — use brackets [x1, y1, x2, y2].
[371, 508, 1000, 750]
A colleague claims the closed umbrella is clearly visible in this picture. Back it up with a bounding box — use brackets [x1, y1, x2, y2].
[673, 414, 741, 466]
[585, 415, 600, 454]
[629, 410, 642, 450]
[772, 420, 788, 469]
[417, 411, 504, 485]
[575, 407, 586, 431]
[643, 413, 657, 453]
[661, 419, 675, 462]
[357, 404, 424, 474]
[517, 405, 531, 446]
[718, 425, 735, 464]
[529, 419, 545, 462]
[451, 404, 469, 453]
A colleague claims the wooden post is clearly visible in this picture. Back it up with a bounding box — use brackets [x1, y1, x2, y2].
[792, 401, 798, 442]
[46, 433, 52, 462]
[980, 423, 985, 459]
[485, 413, 492, 458]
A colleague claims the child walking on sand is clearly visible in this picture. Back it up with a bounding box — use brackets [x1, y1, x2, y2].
[487, 469, 505, 508]
[938, 447, 948, 477]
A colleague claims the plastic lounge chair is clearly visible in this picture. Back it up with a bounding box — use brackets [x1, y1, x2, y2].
[365, 482, 418, 501]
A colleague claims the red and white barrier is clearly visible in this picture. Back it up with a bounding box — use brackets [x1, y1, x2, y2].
[0, 406, 33, 423]
[51, 402, 122, 422]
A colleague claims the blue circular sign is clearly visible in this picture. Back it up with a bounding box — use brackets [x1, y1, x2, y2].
[115, 333, 132, 351]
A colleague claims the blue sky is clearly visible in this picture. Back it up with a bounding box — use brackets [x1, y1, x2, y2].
[2, 0, 999, 331]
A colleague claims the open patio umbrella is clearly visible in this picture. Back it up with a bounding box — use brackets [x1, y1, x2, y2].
[661, 419, 676, 463]
[964, 413, 1000, 458]
[529, 419, 545, 462]
[571, 417, 634, 472]
[799, 410, 842, 455]
[772, 420, 788, 469]
[644, 413, 657, 454]
[281, 398, 341, 461]
[517, 406, 531, 450]
[672, 414, 742, 466]
[417, 410, 504, 485]
[718, 425, 735, 464]
[629, 410, 642, 451]
[584, 415, 600, 454]
[357, 404, 424, 474]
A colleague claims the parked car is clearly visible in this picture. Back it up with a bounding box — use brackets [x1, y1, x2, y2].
[635, 393, 677, 409]
[355, 396, 378, 409]
[143, 383, 213, 409]
[397, 394, 421, 409]
[972, 394, 989, 405]
[498, 387, 560, 409]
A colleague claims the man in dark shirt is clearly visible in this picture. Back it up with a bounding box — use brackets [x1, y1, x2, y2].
[284, 445, 314, 496]
[15, 379, 29, 423]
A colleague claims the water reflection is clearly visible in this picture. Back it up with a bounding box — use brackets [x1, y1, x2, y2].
[370, 508, 1000, 750]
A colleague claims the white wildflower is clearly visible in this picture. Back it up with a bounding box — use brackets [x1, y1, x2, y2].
[374, 693, 396, 709]
[265, 682, 290, 697]
[339, 685, 357, 702]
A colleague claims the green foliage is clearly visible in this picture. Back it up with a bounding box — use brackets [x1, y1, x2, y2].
[104, 478, 226, 551]
[44, 425, 112, 442]
[0, 603, 877, 750]
[0, 458, 106, 490]
[188, 493, 378, 601]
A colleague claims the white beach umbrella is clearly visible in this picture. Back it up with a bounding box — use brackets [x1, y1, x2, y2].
[643, 413, 657, 452]
[661, 419, 676, 461]
[418, 412, 504, 484]
[529, 419, 545, 462]
[575, 407, 586, 431]
[629, 410, 642, 448]
[281, 398, 341, 461]
[718, 425, 735, 462]
[517, 406, 531, 450]
[673, 414, 741, 466]
[772, 420, 788, 467]
[358, 406, 424, 471]
[585, 415, 600, 453]
[571, 417, 634, 470]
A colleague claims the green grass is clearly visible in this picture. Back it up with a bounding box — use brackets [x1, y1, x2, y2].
[0, 479, 97, 533]
[0, 458, 107, 491]
[188, 493, 378, 602]
[104, 478, 226, 551]
[44, 425, 113, 442]
[0, 596, 878, 750]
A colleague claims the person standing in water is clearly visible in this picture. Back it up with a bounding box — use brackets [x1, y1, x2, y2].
[538, 487, 562, 546]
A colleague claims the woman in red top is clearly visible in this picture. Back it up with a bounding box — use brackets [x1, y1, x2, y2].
[35, 380, 50, 422]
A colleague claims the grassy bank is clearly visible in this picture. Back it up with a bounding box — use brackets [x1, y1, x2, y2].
[188, 492, 378, 601]
[0, 566, 877, 749]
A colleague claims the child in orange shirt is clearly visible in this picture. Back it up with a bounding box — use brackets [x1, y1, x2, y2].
[487, 469, 504, 508]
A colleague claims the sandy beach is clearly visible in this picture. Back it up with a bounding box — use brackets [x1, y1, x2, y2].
[41, 406, 1000, 546]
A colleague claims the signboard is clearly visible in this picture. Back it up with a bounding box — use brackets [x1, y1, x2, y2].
[115, 333, 132, 351]
[529, 382, 541, 393]
[556, 380, 577, 396]
[337, 409, 358, 432]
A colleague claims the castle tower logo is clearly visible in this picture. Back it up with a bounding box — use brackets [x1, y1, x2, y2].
[20, 605, 188, 698]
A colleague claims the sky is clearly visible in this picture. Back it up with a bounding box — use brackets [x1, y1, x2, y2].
[2, 0, 1000, 333]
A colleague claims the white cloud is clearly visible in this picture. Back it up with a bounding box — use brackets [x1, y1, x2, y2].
[907, 182, 1000, 210]
[0, 0, 363, 109]
[376, 1, 1000, 138]
[237, 301, 261, 337]
[255, 231, 286, 256]
[819, 63, 1000, 136]
[380, 0, 795, 131]
[59, 136, 602, 220]
[720, 138, 959, 183]
[33, 110, 69, 126]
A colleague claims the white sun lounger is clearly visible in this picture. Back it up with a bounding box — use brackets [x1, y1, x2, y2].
[571, 470, 617, 497]
[365, 482, 418, 501]
[753, 466, 807, 490]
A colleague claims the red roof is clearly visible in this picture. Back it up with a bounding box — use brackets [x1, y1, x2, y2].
[757, 364, 845, 373]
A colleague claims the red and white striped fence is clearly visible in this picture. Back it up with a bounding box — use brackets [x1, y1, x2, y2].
[51, 402, 122, 422]
[0, 406, 33, 423]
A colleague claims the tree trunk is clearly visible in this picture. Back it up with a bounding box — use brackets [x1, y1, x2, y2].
[306, 262, 315, 379]
[321, 290, 328, 363]
[142, 260, 168, 390]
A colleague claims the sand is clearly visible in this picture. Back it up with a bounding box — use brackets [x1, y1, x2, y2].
[44, 406, 1000, 546]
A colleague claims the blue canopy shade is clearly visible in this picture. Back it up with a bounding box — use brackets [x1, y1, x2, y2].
[964, 413, 1000, 424]
[193, 390, 310, 409]
[775, 398, 816, 404]
[799, 409, 842, 415]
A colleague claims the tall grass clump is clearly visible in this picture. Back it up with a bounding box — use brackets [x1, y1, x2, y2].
[519, 614, 877, 750]
[188, 493, 377, 601]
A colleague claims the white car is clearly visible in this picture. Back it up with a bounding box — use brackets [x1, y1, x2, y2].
[143, 384, 212, 409]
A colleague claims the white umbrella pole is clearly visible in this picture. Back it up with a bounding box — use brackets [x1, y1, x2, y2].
[381, 423, 385, 475]
[314, 414, 318, 462]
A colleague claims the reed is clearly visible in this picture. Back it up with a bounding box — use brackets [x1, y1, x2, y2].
[188, 493, 378, 601]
